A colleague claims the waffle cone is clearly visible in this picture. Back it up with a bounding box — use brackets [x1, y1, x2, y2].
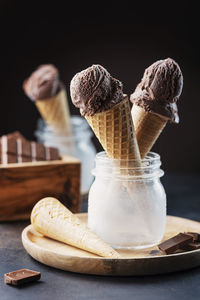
[131, 105, 168, 158]
[85, 96, 141, 162]
[31, 197, 119, 258]
[36, 89, 72, 134]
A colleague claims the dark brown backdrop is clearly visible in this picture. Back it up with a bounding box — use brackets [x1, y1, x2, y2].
[0, 1, 199, 172]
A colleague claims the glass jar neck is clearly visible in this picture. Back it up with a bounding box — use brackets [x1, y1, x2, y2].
[35, 115, 92, 143]
[92, 151, 164, 181]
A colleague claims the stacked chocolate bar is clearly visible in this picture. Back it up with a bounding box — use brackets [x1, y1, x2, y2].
[158, 232, 200, 254]
[0, 132, 60, 164]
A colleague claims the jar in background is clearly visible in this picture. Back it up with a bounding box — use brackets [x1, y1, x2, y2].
[35, 116, 97, 197]
[88, 151, 166, 249]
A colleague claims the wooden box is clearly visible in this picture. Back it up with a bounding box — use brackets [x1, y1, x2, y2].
[0, 155, 81, 221]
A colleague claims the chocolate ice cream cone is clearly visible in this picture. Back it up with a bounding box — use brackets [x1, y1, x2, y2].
[23, 65, 73, 135]
[130, 58, 183, 158]
[131, 105, 167, 158]
[86, 96, 140, 162]
[36, 89, 72, 134]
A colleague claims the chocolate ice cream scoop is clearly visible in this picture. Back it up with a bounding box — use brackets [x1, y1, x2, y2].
[130, 58, 183, 123]
[23, 64, 61, 101]
[70, 64, 124, 116]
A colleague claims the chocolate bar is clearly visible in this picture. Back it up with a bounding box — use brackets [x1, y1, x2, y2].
[181, 242, 200, 251]
[49, 147, 60, 160]
[4, 269, 41, 286]
[0, 135, 17, 161]
[31, 142, 46, 160]
[158, 233, 193, 254]
[7, 131, 26, 140]
[0, 153, 18, 164]
[0, 131, 60, 164]
[17, 139, 32, 157]
[179, 232, 200, 251]
[185, 232, 200, 242]
[19, 156, 32, 163]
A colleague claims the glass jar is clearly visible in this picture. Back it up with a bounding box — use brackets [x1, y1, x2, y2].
[35, 116, 97, 196]
[88, 151, 166, 249]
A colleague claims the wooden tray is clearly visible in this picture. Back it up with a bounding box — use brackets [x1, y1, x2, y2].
[22, 213, 200, 276]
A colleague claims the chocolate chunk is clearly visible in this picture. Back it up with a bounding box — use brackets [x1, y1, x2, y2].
[36, 143, 46, 159]
[1, 132, 60, 165]
[7, 131, 26, 141]
[19, 156, 32, 163]
[49, 147, 60, 160]
[1, 153, 18, 164]
[185, 232, 200, 242]
[158, 233, 193, 254]
[31, 142, 47, 160]
[186, 242, 200, 250]
[1, 135, 17, 155]
[8, 154, 18, 164]
[180, 241, 200, 251]
[17, 139, 32, 157]
[4, 269, 41, 286]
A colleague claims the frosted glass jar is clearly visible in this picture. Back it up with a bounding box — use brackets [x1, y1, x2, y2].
[35, 116, 96, 196]
[88, 151, 166, 249]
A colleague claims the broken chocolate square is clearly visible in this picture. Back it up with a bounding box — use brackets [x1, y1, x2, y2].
[158, 233, 193, 254]
[4, 269, 41, 286]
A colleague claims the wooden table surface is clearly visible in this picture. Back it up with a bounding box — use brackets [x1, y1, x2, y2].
[1, 173, 200, 300]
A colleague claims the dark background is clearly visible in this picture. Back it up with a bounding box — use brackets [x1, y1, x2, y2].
[0, 1, 199, 172]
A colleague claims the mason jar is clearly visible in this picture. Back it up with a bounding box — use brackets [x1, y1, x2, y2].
[35, 116, 96, 196]
[88, 151, 166, 249]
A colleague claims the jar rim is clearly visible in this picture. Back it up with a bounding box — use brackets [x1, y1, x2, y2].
[95, 151, 161, 164]
[92, 151, 164, 180]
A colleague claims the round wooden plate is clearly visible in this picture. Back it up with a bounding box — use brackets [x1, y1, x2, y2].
[22, 214, 200, 276]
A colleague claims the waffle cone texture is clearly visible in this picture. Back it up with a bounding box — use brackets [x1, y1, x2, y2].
[36, 89, 72, 134]
[131, 105, 167, 158]
[85, 96, 141, 161]
[31, 197, 119, 258]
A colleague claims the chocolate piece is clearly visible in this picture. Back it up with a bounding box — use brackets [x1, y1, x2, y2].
[18, 139, 32, 157]
[31, 142, 46, 160]
[158, 233, 193, 254]
[19, 156, 32, 163]
[49, 147, 60, 160]
[0, 132, 27, 157]
[180, 242, 200, 251]
[0, 132, 60, 165]
[185, 232, 200, 242]
[0, 150, 18, 164]
[36, 143, 46, 159]
[7, 131, 26, 141]
[3, 153, 18, 164]
[184, 242, 200, 250]
[4, 269, 41, 286]
[1, 135, 17, 156]
[8, 154, 18, 164]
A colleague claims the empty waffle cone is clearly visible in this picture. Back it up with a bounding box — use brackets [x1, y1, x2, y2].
[131, 104, 168, 158]
[31, 197, 120, 258]
[85, 96, 141, 164]
[36, 89, 72, 134]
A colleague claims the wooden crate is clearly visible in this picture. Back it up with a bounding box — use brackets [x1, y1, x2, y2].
[0, 155, 81, 221]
